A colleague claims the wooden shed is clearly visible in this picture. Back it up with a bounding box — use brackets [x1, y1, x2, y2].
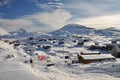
[77, 54, 115, 64]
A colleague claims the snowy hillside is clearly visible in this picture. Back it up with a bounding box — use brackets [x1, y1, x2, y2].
[2, 29, 35, 39]
[1, 38, 120, 80]
[1, 24, 120, 40]
[49, 24, 94, 36]
[0, 41, 45, 80]
[1, 24, 120, 80]
[50, 24, 120, 37]
[0, 28, 9, 35]
[2, 29, 45, 39]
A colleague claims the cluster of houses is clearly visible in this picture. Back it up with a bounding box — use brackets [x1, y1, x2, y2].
[76, 38, 120, 64]
[1, 35, 120, 64]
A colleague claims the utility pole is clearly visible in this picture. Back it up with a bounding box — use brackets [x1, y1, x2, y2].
[0, 33, 1, 40]
[63, 39, 65, 58]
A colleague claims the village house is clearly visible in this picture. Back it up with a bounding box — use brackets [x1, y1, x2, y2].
[77, 52, 115, 64]
[111, 44, 120, 58]
[109, 38, 120, 58]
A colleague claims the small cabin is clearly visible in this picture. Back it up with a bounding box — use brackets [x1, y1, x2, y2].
[59, 41, 64, 45]
[4, 40, 10, 43]
[27, 37, 34, 40]
[14, 43, 20, 47]
[111, 44, 120, 58]
[39, 38, 47, 41]
[42, 45, 51, 50]
[77, 41, 84, 45]
[77, 53, 115, 64]
[89, 45, 110, 50]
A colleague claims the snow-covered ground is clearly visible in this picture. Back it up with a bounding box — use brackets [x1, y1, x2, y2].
[0, 41, 42, 80]
[1, 25, 120, 80]
[0, 28, 9, 36]
[0, 61, 45, 80]
[0, 40, 120, 80]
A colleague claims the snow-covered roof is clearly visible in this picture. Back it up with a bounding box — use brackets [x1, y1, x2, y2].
[23, 45, 36, 50]
[80, 54, 115, 60]
[34, 51, 46, 55]
[110, 38, 120, 42]
[81, 51, 99, 54]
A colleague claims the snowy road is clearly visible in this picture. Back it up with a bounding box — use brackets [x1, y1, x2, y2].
[0, 60, 44, 80]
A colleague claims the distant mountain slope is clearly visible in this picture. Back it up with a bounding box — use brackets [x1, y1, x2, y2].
[2, 29, 35, 39]
[0, 28, 9, 35]
[10, 29, 34, 37]
[1, 24, 120, 40]
[49, 24, 120, 37]
[2, 28, 52, 39]
[50, 24, 95, 36]
[96, 27, 120, 36]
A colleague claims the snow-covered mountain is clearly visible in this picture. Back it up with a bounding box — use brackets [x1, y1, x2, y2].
[10, 29, 34, 37]
[49, 24, 95, 36]
[0, 28, 10, 35]
[2, 28, 37, 39]
[1, 24, 120, 40]
[50, 24, 120, 37]
[96, 27, 120, 36]
[1, 24, 120, 80]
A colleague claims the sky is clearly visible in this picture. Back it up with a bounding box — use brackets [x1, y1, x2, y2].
[0, 0, 120, 32]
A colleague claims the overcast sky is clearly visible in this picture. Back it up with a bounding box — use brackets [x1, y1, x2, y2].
[0, 0, 120, 32]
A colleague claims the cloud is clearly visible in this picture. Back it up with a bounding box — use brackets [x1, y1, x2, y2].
[69, 1, 103, 16]
[35, 0, 120, 18]
[22, 9, 72, 32]
[0, 9, 72, 32]
[73, 14, 120, 29]
[47, 1, 64, 8]
[28, 0, 38, 2]
[63, 0, 120, 18]
[1, 8, 120, 33]
[1, 0, 120, 33]
[0, 18, 33, 32]
[0, 0, 13, 7]
[36, 0, 64, 10]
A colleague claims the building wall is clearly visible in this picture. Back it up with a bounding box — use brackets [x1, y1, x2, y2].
[111, 47, 120, 58]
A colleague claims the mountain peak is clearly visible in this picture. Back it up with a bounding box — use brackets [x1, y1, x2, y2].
[61, 24, 92, 30]
[18, 28, 29, 33]
[50, 24, 95, 36]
